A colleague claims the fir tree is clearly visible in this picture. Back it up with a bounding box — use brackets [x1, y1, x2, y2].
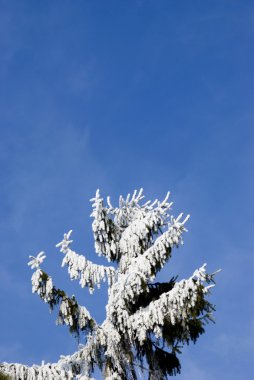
[0, 189, 219, 379]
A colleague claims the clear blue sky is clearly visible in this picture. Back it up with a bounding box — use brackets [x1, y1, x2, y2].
[0, 1, 253, 379]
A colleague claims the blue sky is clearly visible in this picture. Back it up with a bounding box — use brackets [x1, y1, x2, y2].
[0, 0, 253, 379]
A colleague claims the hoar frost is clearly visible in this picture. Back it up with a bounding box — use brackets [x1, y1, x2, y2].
[1, 189, 219, 380]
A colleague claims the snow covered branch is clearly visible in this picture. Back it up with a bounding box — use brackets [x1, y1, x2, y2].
[90, 189, 173, 263]
[120, 213, 189, 275]
[90, 190, 121, 262]
[57, 230, 116, 293]
[30, 267, 95, 337]
[0, 360, 81, 380]
[127, 264, 215, 345]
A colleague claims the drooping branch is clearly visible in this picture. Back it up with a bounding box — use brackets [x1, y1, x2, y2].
[31, 268, 96, 337]
[57, 230, 116, 293]
[28, 252, 96, 339]
[128, 264, 216, 345]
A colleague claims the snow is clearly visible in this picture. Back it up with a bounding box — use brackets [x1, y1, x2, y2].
[1, 189, 219, 380]
[28, 252, 46, 270]
[58, 232, 115, 293]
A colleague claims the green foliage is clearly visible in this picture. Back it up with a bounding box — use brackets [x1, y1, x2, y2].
[134, 337, 181, 379]
[0, 371, 11, 380]
[131, 279, 216, 377]
[129, 277, 177, 313]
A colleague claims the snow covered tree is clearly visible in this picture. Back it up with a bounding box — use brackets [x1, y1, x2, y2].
[1, 189, 219, 380]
